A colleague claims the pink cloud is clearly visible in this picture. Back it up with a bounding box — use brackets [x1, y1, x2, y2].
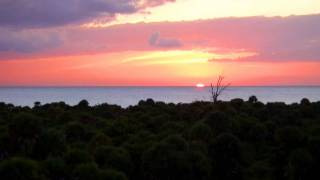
[1, 14, 320, 62]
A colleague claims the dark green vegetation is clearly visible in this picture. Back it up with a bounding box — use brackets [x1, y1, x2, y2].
[0, 97, 320, 180]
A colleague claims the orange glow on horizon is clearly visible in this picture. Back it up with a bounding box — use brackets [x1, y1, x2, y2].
[0, 50, 319, 86]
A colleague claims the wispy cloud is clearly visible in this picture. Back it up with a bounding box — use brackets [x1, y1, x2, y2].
[123, 50, 213, 65]
[149, 32, 182, 48]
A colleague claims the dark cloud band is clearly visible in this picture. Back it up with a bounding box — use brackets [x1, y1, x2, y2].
[0, 0, 175, 28]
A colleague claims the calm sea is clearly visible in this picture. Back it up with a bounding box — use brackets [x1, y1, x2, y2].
[0, 87, 319, 107]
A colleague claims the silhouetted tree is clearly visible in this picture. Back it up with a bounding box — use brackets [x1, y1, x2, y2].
[94, 146, 132, 174]
[77, 99, 89, 108]
[32, 129, 66, 159]
[275, 127, 304, 150]
[204, 111, 232, 135]
[300, 98, 310, 106]
[248, 96, 258, 103]
[210, 76, 230, 103]
[73, 163, 100, 180]
[44, 157, 67, 180]
[0, 97, 319, 180]
[208, 133, 243, 180]
[89, 132, 113, 152]
[286, 149, 313, 180]
[142, 135, 192, 180]
[64, 149, 92, 168]
[188, 123, 212, 143]
[65, 122, 86, 142]
[0, 157, 44, 180]
[34, 101, 41, 108]
[99, 169, 128, 180]
[8, 113, 43, 155]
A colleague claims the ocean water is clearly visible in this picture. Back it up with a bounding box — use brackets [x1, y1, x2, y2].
[0, 87, 319, 107]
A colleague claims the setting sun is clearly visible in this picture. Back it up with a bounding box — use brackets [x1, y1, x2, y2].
[196, 83, 205, 88]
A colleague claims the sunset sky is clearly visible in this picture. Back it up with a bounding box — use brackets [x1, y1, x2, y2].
[1, 0, 320, 86]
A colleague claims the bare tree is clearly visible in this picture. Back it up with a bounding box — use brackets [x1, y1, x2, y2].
[210, 76, 230, 103]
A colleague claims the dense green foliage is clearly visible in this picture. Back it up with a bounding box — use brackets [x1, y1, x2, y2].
[0, 97, 320, 180]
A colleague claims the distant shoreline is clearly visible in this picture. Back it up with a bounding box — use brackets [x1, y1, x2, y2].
[1, 87, 320, 107]
[1, 98, 319, 108]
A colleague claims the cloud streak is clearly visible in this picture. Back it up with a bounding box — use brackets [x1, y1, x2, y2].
[0, 28, 62, 54]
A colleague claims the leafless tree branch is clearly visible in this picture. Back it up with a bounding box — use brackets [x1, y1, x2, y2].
[210, 76, 230, 103]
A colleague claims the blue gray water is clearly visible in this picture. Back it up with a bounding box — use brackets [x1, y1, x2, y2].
[0, 87, 319, 107]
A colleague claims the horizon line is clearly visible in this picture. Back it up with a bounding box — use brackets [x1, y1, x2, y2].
[1, 85, 320, 88]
